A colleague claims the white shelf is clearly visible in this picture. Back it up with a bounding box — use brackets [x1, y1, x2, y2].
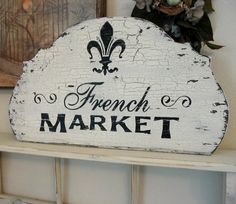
[0, 132, 236, 172]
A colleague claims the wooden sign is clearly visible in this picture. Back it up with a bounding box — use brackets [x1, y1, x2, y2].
[9, 17, 228, 155]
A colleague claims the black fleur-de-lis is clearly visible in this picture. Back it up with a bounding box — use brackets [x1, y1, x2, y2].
[87, 21, 126, 75]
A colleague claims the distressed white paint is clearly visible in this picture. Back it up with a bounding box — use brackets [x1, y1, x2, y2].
[9, 17, 228, 155]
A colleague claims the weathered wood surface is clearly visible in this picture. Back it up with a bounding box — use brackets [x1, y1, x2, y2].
[0, 0, 106, 87]
[9, 17, 228, 155]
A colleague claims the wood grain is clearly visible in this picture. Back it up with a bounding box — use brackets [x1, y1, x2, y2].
[0, 0, 106, 87]
[96, 0, 106, 17]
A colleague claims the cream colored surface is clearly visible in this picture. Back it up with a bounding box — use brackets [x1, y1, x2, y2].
[0, 132, 236, 172]
[0, 0, 235, 203]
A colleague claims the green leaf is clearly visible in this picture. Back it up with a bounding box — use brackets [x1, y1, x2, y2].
[131, 6, 148, 19]
[131, 6, 164, 27]
[177, 20, 197, 30]
[204, 0, 215, 13]
[206, 42, 224, 49]
[196, 13, 213, 41]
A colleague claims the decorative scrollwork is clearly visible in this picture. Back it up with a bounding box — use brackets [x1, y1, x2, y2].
[161, 95, 192, 108]
[87, 21, 126, 75]
[34, 93, 57, 104]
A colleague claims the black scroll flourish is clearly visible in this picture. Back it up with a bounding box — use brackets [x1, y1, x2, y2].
[34, 93, 57, 104]
[161, 95, 192, 108]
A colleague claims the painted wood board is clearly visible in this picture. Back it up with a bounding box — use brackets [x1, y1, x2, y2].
[9, 17, 228, 155]
[1, 133, 236, 172]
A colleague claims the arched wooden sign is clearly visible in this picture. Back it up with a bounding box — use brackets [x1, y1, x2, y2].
[9, 17, 228, 155]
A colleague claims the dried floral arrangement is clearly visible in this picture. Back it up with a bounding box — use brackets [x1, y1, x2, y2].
[132, 0, 223, 52]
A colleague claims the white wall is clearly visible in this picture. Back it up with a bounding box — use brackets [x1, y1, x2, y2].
[1, 0, 236, 203]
